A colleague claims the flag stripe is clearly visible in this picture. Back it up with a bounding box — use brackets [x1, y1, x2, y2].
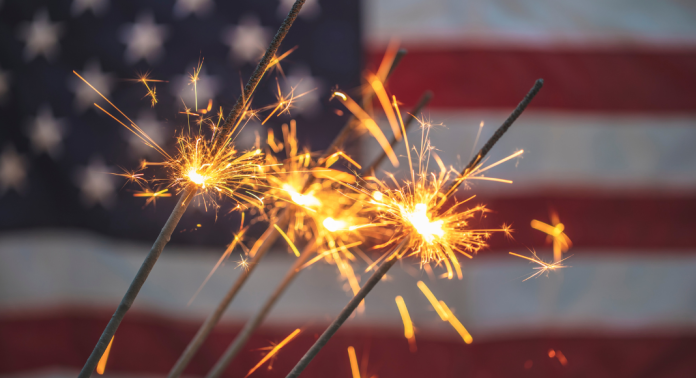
[367, 48, 696, 112]
[365, 0, 696, 48]
[2, 313, 696, 377]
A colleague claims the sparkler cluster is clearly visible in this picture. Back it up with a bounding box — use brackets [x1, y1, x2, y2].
[75, 2, 562, 376]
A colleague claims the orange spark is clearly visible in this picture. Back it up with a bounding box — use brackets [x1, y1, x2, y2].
[531, 211, 572, 262]
[347, 346, 360, 378]
[245, 329, 301, 377]
[439, 300, 473, 344]
[96, 335, 114, 375]
[274, 223, 301, 257]
[133, 188, 172, 206]
[509, 251, 570, 281]
[416, 281, 448, 320]
[189, 57, 204, 111]
[331, 91, 398, 167]
[395, 296, 417, 352]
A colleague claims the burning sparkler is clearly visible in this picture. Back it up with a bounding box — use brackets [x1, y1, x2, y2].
[78, 1, 308, 376]
[285, 79, 544, 378]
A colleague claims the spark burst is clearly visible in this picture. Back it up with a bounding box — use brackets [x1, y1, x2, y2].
[351, 97, 517, 280]
[260, 121, 375, 306]
[509, 251, 570, 281]
[73, 63, 268, 212]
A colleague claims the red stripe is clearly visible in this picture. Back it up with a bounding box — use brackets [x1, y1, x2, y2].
[366, 47, 696, 112]
[453, 195, 696, 252]
[1, 311, 694, 377]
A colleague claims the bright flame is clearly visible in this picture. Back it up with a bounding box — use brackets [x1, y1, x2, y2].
[283, 184, 320, 208]
[401, 203, 444, 243]
[187, 168, 208, 186]
[323, 217, 347, 232]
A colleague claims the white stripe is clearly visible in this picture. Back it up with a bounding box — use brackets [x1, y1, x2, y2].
[365, 0, 696, 48]
[360, 111, 696, 194]
[2, 231, 695, 341]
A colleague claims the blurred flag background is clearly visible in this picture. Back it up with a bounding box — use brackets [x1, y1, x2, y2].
[1, 0, 696, 377]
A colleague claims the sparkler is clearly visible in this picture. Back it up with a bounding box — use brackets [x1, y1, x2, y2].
[285, 79, 544, 378]
[203, 92, 433, 378]
[79, 1, 309, 376]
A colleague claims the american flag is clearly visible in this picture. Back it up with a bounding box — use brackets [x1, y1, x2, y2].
[2, 0, 696, 377]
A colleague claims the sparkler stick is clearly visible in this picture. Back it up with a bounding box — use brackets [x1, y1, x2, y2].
[205, 241, 316, 378]
[285, 79, 545, 378]
[439, 79, 544, 206]
[167, 48, 407, 378]
[78, 186, 197, 378]
[200, 94, 430, 377]
[286, 238, 408, 378]
[217, 0, 306, 138]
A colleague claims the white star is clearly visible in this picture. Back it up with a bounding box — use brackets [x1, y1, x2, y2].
[0, 146, 28, 195]
[171, 65, 220, 110]
[17, 8, 64, 62]
[26, 104, 67, 158]
[221, 15, 271, 64]
[0, 66, 10, 105]
[173, 0, 214, 18]
[74, 157, 117, 208]
[277, 0, 320, 20]
[69, 59, 114, 113]
[127, 109, 166, 158]
[71, 0, 109, 17]
[283, 65, 322, 116]
[120, 12, 169, 65]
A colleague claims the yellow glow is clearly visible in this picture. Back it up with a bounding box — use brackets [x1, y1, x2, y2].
[439, 300, 473, 344]
[274, 224, 301, 257]
[187, 168, 208, 186]
[347, 346, 360, 378]
[402, 203, 444, 243]
[372, 191, 383, 201]
[416, 281, 448, 321]
[395, 296, 415, 340]
[323, 217, 347, 232]
[333, 91, 347, 101]
[283, 184, 320, 207]
[96, 336, 114, 375]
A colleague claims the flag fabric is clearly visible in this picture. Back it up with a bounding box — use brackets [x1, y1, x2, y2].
[2, 0, 696, 378]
